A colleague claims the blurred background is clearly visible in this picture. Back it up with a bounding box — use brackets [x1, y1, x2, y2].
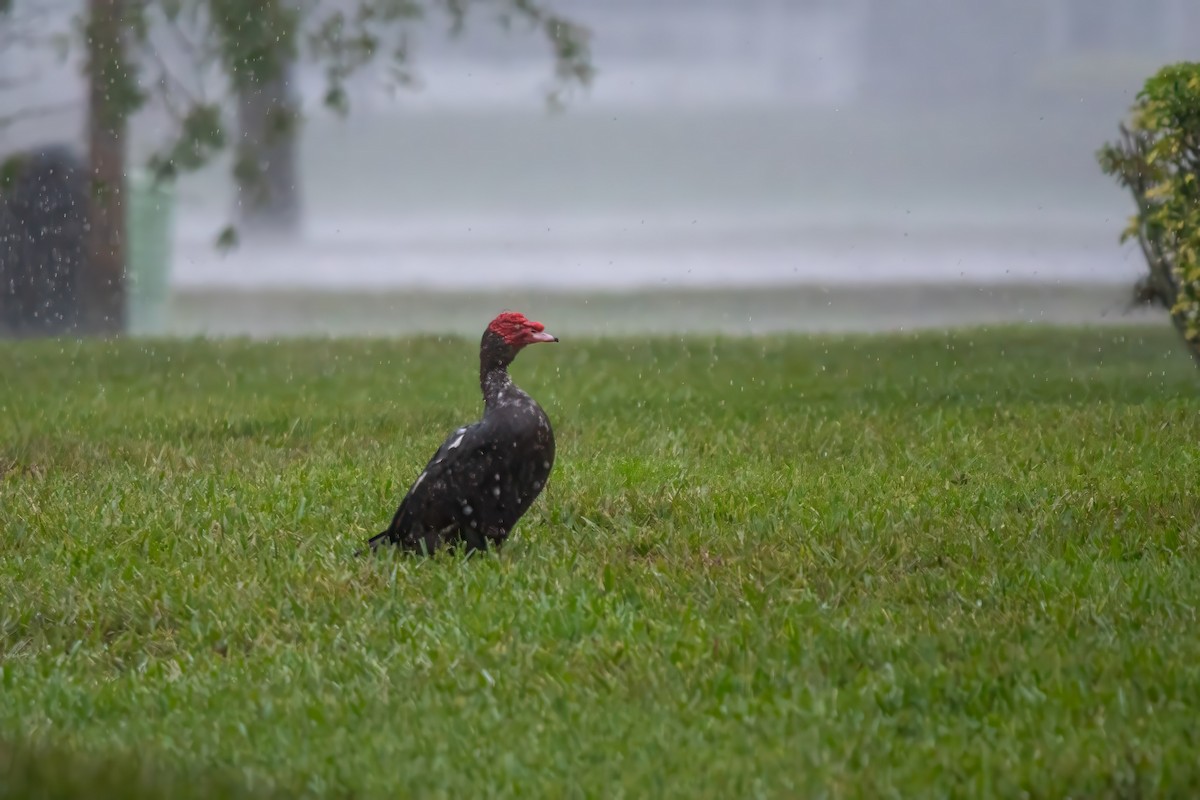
[1, 0, 1188, 338]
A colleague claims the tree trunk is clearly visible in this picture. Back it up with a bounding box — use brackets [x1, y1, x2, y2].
[235, 57, 301, 238]
[83, 0, 127, 335]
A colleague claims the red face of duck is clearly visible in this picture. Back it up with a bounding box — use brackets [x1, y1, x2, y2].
[488, 312, 558, 349]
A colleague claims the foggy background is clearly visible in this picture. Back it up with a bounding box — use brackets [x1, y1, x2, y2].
[1, 0, 1188, 336]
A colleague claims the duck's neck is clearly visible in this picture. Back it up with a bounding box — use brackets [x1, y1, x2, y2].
[481, 363, 514, 410]
[479, 331, 522, 411]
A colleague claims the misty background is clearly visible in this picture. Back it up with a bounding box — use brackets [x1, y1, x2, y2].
[1, 0, 1187, 336]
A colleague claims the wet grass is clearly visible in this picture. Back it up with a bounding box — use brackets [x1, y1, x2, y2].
[0, 325, 1198, 797]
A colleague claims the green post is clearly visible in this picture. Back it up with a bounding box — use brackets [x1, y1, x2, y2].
[125, 171, 175, 335]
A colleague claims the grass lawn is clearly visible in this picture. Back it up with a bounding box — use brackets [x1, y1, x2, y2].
[1, 326, 1198, 797]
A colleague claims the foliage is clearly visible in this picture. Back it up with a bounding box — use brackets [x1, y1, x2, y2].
[86, 0, 592, 242]
[87, 2, 146, 132]
[1098, 62, 1200, 363]
[1, 328, 1199, 796]
[131, 0, 591, 165]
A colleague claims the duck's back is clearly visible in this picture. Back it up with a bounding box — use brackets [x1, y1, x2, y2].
[375, 391, 554, 553]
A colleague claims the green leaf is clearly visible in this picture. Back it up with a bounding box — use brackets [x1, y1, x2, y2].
[0, 153, 26, 190]
[323, 85, 349, 116]
[215, 225, 239, 253]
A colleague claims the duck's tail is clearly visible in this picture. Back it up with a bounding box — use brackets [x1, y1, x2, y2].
[353, 529, 393, 558]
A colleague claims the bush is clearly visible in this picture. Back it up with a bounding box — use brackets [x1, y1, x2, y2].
[1098, 62, 1200, 365]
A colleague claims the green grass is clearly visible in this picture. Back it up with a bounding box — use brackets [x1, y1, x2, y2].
[1, 326, 1198, 797]
[0, 738, 279, 800]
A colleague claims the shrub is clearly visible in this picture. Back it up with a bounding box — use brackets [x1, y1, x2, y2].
[1098, 62, 1200, 365]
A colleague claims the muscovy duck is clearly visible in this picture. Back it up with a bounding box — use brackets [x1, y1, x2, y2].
[360, 312, 559, 556]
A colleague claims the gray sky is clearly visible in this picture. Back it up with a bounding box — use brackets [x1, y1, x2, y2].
[0, 0, 1176, 301]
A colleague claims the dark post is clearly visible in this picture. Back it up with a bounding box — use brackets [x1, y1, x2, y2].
[0, 148, 88, 337]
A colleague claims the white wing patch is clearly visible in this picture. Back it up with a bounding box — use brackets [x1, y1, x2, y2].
[412, 471, 426, 490]
[434, 427, 469, 465]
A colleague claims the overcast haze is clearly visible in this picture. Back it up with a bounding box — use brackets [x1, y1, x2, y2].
[0, 0, 1187, 334]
